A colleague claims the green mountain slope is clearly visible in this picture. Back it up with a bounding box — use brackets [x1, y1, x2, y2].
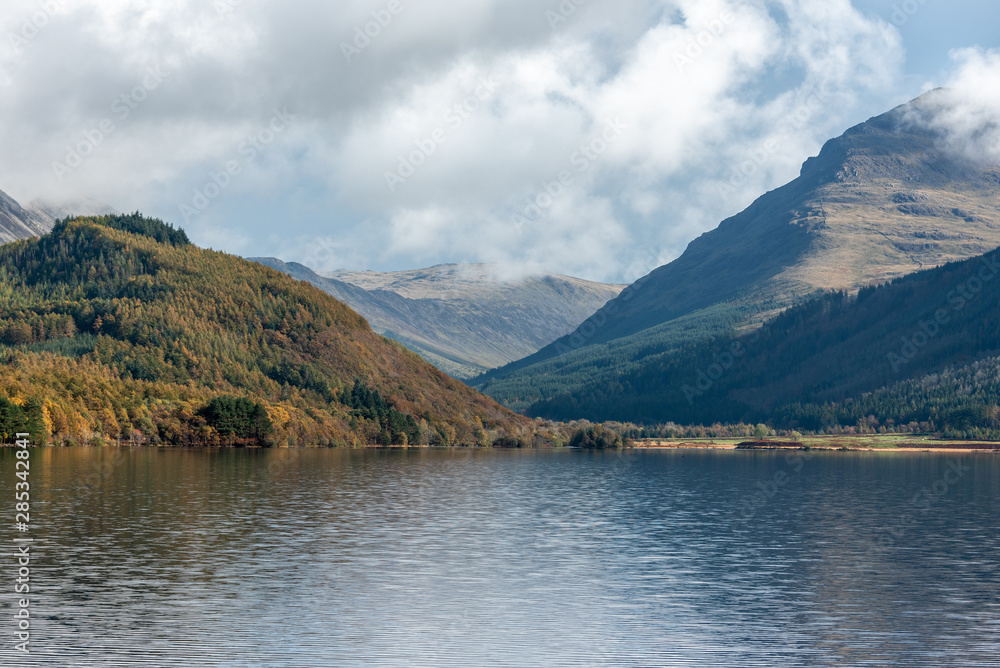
[531, 244, 1000, 437]
[476, 89, 1000, 410]
[0, 215, 553, 447]
[252, 259, 624, 379]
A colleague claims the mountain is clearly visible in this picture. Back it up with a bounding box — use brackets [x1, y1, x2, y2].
[250, 259, 624, 379]
[0, 186, 118, 244]
[0, 188, 52, 244]
[531, 243, 1000, 439]
[29, 197, 119, 222]
[0, 214, 557, 447]
[476, 89, 1000, 412]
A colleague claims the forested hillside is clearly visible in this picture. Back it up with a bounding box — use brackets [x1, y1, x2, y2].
[530, 245, 1000, 438]
[0, 214, 556, 447]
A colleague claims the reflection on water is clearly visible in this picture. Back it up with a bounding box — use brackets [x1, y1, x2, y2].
[1, 448, 998, 667]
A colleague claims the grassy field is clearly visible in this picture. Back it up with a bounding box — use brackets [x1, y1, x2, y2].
[634, 434, 1000, 452]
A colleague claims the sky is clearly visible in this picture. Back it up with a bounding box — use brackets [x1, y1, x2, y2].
[0, 0, 999, 283]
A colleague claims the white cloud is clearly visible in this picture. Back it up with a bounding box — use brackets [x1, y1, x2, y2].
[0, 0, 921, 281]
[315, 0, 909, 281]
[909, 48, 1000, 164]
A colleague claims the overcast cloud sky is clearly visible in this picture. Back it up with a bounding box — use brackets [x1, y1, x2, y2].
[1, 0, 998, 282]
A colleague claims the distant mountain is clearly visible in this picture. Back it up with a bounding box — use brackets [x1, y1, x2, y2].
[0, 188, 52, 244]
[531, 243, 1000, 439]
[476, 89, 1000, 412]
[0, 215, 553, 447]
[0, 186, 118, 244]
[29, 197, 119, 222]
[251, 259, 624, 379]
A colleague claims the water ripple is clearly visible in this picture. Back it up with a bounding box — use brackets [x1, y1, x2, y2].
[1, 448, 998, 667]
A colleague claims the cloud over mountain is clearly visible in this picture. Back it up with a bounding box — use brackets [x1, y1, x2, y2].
[911, 48, 1000, 164]
[0, 0, 992, 281]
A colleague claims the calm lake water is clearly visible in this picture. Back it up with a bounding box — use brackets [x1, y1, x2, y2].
[1, 447, 999, 667]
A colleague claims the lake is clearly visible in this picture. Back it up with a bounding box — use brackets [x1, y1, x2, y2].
[2, 447, 999, 667]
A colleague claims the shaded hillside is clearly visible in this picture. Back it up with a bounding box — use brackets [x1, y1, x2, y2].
[477, 89, 1000, 409]
[530, 244, 1000, 436]
[0, 215, 554, 447]
[252, 259, 623, 379]
[773, 355, 1000, 440]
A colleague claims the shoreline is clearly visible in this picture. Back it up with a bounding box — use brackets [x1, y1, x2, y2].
[4, 436, 1000, 454]
[633, 436, 1000, 454]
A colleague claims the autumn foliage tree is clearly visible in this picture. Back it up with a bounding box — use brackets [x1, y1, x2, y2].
[0, 214, 538, 447]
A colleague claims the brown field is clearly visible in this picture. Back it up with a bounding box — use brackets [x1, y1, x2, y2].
[634, 434, 1000, 453]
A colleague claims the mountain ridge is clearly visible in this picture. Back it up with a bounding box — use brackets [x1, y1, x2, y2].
[252, 258, 625, 379]
[530, 243, 1000, 438]
[475, 89, 1000, 411]
[0, 188, 53, 244]
[0, 186, 119, 244]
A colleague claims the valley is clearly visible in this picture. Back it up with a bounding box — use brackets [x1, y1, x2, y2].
[253, 258, 623, 379]
[2, 93, 1000, 446]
